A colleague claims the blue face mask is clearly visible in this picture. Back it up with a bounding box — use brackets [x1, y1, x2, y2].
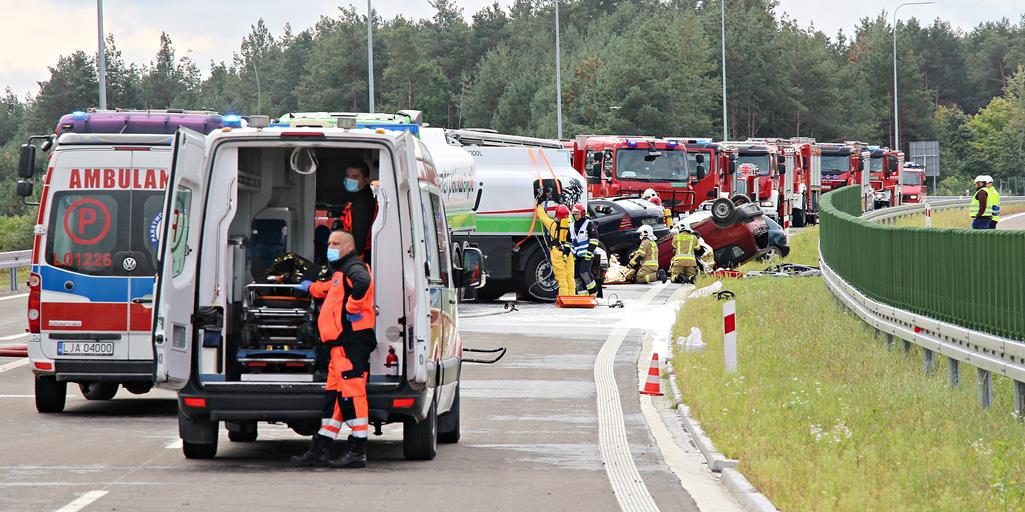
[326, 248, 341, 262]
[344, 178, 361, 193]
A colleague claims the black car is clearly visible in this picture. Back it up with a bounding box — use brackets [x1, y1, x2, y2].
[588, 197, 671, 259]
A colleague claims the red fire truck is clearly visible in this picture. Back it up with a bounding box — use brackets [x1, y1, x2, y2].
[787, 139, 823, 226]
[719, 140, 789, 225]
[901, 162, 927, 203]
[569, 135, 717, 214]
[818, 141, 870, 192]
[865, 146, 904, 209]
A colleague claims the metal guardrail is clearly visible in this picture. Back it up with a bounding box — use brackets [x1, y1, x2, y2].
[0, 250, 32, 290]
[862, 196, 1025, 224]
[820, 187, 1025, 412]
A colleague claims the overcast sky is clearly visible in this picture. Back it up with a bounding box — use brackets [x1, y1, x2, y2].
[0, 1, 1022, 97]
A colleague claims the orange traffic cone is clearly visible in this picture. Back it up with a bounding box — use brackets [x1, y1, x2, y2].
[639, 352, 663, 396]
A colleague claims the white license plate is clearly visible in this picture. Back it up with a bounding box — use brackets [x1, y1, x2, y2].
[57, 341, 114, 356]
[642, 217, 658, 225]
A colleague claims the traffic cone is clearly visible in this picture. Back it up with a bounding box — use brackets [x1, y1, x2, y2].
[639, 352, 663, 396]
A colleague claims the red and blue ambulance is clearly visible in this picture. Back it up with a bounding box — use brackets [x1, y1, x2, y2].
[16, 109, 232, 412]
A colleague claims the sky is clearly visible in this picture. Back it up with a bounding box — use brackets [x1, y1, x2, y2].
[0, 0, 1022, 97]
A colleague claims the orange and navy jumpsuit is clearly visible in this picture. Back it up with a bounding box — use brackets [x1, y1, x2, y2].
[308, 252, 376, 443]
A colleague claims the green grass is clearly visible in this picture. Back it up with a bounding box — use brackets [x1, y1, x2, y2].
[891, 203, 1025, 229]
[674, 228, 1025, 511]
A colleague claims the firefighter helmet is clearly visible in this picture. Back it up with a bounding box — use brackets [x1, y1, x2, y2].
[637, 224, 655, 239]
[554, 204, 571, 220]
[974, 175, 988, 184]
[572, 203, 586, 216]
[642, 188, 659, 201]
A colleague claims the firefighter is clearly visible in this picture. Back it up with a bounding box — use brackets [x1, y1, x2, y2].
[969, 175, 993, 230]
[337, 160, 377, 262]
[629, 225, 664, 284]
[570, 203, 600, 295]
[642, 188, 659, 202]
[669, 221, 700, 284]
[290, 230, 376, 469]
[986, 176, 1001, 229]
[535, 202, 575, 296]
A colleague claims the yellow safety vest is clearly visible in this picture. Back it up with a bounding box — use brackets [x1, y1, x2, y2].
[672, 233, 697, 263]
[969, 188, 994, 218]
[987, 185, 1001, 222]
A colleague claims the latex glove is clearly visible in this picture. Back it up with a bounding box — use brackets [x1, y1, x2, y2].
[295, 280, 313, 293]
[345, 312, 364, 322]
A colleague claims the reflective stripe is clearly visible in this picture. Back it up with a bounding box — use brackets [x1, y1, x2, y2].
[969, 188, 994, 218]
[322, 418, 343, 429]
[318, 427, 339, 440]
[350, 429, 369, 438]
[345, 417, 369, 427]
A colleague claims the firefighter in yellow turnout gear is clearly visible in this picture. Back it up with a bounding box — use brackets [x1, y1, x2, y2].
[535, 204, 576, 296]
[629, 225, 663, 284]
[669, 222, 700, 284]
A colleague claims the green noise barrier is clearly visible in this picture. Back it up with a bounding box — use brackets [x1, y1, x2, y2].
[820, 186, 1025, 341]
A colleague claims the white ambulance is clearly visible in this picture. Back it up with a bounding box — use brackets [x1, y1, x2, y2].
[16, 110, 230, 413]
[151, 115, 483, 459]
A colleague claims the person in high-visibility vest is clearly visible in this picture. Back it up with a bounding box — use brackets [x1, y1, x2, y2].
[536, 203, 575, 296]
[291, 230, 376, 469]
[969, 175, 993, 230]
[629, 225, 664, 284]
[669, 222, 700, 284]
[570, 203, 600, 296]
[986, 176, 1001, 229]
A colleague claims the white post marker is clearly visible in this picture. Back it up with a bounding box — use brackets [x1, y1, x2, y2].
[924, 202, 932, 228]
[723, 300, 737, 373]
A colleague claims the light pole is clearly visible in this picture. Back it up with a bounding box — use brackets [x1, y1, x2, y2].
[96, 0, 106, 110]
[892, 1, 934, 152]
[720, 0, 728, 142]
[555, 1, 563, 139]
[367, 0, 375, 113]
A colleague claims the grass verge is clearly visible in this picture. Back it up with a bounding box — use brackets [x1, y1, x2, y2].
[673, 228, 1025, 511]
[891, 203, 1025, 229]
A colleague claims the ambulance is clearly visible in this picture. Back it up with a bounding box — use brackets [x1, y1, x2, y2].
[150, 114, 484, 459]
[15, 109, 230, 413]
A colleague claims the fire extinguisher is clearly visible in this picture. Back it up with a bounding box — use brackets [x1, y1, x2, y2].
[385, 346, 399, 377]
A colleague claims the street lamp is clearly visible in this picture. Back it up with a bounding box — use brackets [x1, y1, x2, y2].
[96, 0, 106, 110]
[720, 0, 728, 142]
[893, 1, 934, 153]
[555, 1, 563, 139]
[367, 0, 375, 113]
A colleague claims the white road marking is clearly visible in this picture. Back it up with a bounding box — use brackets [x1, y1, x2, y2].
[0, 395, 35, 398]
[54, 490, 107, 512]
[0, 293, 28, 302]
[594, 283, 665, 512]
[0, 358, 29, 374]
[0, 332, 29, 341]
[165, 439, 183, 449]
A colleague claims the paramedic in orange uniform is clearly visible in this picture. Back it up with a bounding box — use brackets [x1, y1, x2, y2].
[290, 230, 376, 469]
[338, 161, 376, 262]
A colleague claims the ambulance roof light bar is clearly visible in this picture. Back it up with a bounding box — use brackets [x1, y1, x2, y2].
[56, 110, 227, 136]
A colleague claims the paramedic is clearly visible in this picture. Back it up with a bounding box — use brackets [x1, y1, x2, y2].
[339, 161, 376, 261]
[535, 202, 575, 296]
[570, 203, 600, 295]
[291, 230, 376, 469]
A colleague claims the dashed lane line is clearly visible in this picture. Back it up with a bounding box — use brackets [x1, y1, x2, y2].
[595, 282, 666, 512]
[0, 358, 29, 374]
[54, 490, 108, 512]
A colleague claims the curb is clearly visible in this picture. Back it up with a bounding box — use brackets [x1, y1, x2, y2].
[664, 337, 778, 512]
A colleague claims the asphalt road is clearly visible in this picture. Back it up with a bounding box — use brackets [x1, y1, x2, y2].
[997, 211, 1025, 230]
[0, 285, 740, 512]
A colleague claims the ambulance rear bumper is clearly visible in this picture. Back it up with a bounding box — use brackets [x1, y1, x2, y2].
[52, 360, 153, 383]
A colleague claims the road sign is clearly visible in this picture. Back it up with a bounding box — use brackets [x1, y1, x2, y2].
[909, 141, 940, 177]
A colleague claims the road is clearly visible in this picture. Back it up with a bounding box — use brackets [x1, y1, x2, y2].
[997, 211, 1025, 230]
[0, 285, 741, 512]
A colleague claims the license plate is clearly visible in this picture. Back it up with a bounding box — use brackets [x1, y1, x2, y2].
[641, 218, 658, 225]
[57, 341, 114, 356]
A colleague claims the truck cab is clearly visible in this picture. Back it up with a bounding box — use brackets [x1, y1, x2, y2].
[901, 163, 927, 203]
[679, 138, 738, 204]
[572, 135, 696, 213]
[721, 141, 786, 222]
[866, 146, 904, 209]
[151, 120, 483, 460]
[15, 109, 227, 413]
[788, 139, 822, 227]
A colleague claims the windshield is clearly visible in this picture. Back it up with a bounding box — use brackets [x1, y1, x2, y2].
[903, 172, 923, 186]
[820, 155, 850, 176]
[869, 156, 884, 173]
[45, 190, 163, 277]
[614, 149, 690, 182]
[735, 154, 771, 176]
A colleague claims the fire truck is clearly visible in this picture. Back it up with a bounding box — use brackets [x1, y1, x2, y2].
[865, 146, 904, 209]
[788, 138, 823, 226]
[567, 135, 702, 213]
[901, 162, 927, 203]
[679, 138, 738, 205]
[719, 140, 790, 225]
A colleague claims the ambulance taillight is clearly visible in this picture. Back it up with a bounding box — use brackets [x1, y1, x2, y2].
[27, 273, 40, 333]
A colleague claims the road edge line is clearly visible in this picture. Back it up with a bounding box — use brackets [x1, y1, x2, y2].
[54, 490, 108, 512]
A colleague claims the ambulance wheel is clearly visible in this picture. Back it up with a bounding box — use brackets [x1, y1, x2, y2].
[79, 382, 118, 401]
[438, 385, 460, 444]
[35, 376, 66, 413]
[519, 249, 557, 302]
[179, 412, 218, 459]
[403, 396, 437, 460]
[792, 208, 807, 227]
[123, 383, 152, 395]
[228, 425, 258, 443]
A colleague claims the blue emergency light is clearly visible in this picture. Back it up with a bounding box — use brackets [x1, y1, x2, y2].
[71, 111, 87, 119]
[357, 123, 421, 137]
[223, 114, 243, 128]
[626, 140, 638, 148]
[666, 140, 679, 147]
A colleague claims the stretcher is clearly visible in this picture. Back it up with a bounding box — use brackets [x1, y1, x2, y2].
[238, 283, 318, 376]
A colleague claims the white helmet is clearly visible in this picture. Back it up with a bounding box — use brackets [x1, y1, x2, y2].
[641, 188, 659, 201]
[637, 224, 655, 239]
[974, 175, 988, 183]
[984, 175, 995, 184]
[675, 220, 692, 233]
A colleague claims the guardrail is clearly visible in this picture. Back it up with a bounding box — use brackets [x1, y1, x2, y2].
[820, 187, 1025, 412]
[862, 195, 1025, 224]
[0, 250, 32, 290]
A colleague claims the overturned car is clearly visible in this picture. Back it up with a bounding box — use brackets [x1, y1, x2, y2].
[683, 198, 774, 268]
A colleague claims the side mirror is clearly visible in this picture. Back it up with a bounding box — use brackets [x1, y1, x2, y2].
[729, 161, 736, 174]
[889, 160, 899, 172]
[777, 155, 786, 166]
[695, 154, 705, 164]
[591, 162, 601, 176]
[858, 160, 865, 171]
[18, 144, 35, 179]
[461, 247, 485, 289]
[696, 164, 706, 178]
[16, 180, 33, 197]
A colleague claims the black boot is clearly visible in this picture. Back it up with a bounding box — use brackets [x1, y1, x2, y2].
[657, 269, 668, 283]
[329, 436, 367, 469]
[289, 434, 332, 466]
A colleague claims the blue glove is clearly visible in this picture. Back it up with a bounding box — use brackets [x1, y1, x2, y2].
[295, 280, 313, 293]
[345, 312, 364, 322]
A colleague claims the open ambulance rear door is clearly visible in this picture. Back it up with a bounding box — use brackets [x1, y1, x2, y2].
[152, 128, 208, 390]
